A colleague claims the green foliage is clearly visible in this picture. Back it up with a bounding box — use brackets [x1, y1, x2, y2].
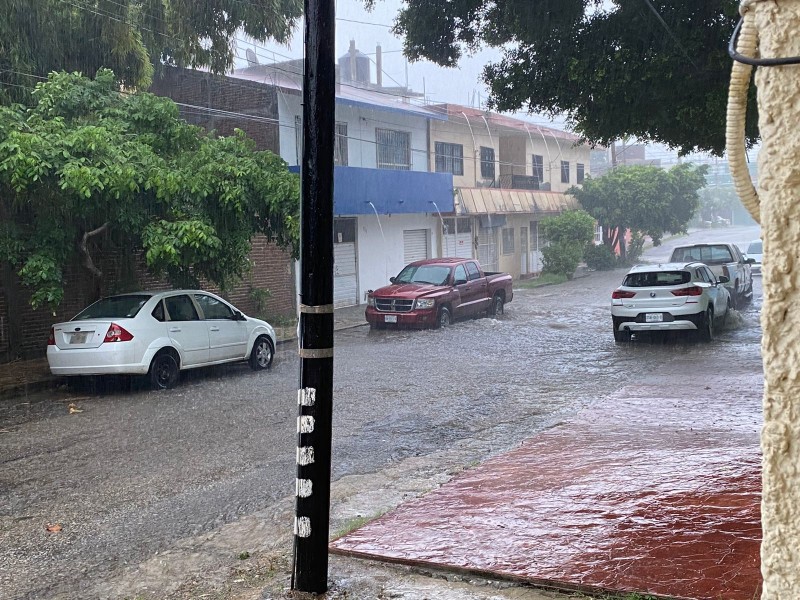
[539, 210, 596, 279]
[584, 243, 617, 271]
[570, 164, 707, 261]
[0, 70, 300, 309]
[0, 0, 303, 102]
[388, 0, 756, 155]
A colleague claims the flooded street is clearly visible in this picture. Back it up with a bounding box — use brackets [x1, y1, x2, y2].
[0, 231, 764, 599]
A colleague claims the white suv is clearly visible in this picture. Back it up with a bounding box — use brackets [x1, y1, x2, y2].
[611, 263, 731, 342]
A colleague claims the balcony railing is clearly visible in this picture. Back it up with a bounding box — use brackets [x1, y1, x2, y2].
[479, 175, 550, 191]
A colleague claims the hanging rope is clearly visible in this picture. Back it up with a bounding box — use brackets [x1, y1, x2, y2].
[726, 3, 761, 224]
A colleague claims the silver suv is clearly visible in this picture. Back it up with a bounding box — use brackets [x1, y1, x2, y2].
[611, 262, 731, 342]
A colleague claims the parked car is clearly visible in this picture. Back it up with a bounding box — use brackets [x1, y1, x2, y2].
[744, 239, 762, 275]
[365, 258, 513, 329]
[611, 262, 731, 342]
[47, 290, 276, 389]
[668, 242, 754, 308]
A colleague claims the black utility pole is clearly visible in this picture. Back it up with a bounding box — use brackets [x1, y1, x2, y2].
[292, 0, 335, 594]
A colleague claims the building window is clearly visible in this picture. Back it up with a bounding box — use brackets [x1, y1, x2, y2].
[594, 224, 603, 245]
[334, 122, 348, 166]
[502, 228, 515, 255]
[577, 163, 585, 184]
[561, 160, 570, 184]
[480, 146, 495, 180]
[532, 155, 544, 183]
[435, 142, 464, 176]
[376, 128, 411, 170]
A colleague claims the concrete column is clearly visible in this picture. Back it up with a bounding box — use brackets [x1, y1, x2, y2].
[751, 1, 800, 596]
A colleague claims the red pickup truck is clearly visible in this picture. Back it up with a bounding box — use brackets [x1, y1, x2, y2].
[365, 258, 514, 329]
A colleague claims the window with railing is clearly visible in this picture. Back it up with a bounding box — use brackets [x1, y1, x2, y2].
[435, 141, 464, 175]
[480, 146, 495, 180]
[335, 122, 348, 166]
[561, 160, 570, 184]
[577, 163, 585, 184]
[376, 128, 411, 170]
[532, 154, 544, 182]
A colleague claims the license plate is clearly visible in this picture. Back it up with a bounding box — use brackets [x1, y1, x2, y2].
[70, 332, 89, 344]
[384, 315, 398, 323]
[645, 313, 663, 323]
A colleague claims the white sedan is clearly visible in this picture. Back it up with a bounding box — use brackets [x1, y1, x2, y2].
[611, 262, 731, 342]
[47, 290, 276, 389]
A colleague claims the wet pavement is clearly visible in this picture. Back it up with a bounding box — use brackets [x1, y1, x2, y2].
[331, 374, 762, 599]
[0, 226, 765, 599]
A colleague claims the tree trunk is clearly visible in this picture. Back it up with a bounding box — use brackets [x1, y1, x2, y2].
[0, 261, 26, 360]
[751, 1, 800, 596]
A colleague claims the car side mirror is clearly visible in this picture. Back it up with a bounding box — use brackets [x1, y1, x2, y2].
[455, 278, 467, 285]
[746, 258, 756, 264]
[234, 310, 246, 321]
[718, 275, 730, 284]
[389, 277, 396, 284]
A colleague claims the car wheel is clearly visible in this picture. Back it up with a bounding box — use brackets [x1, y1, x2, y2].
[719, 299, 731, 328]
[249, 336, 274, 370]
[729, 289, 738, 310]
[490, 294, 504, 317]
[436, 306, 452, 329]
[149, 352, 179, 390]
[612, 319, 631, 343]
[699, 308, 714, 342]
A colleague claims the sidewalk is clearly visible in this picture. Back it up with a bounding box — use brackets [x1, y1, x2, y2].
[331, 372, 763, 600]
[0, 304, 369, 400]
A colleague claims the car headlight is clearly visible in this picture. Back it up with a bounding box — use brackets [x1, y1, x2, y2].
[367, 296, 375, 307]
[415, 299, 435, 309]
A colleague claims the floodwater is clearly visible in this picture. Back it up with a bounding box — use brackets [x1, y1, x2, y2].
[0, 260, 764, 599]
[332, 266, 764, 599]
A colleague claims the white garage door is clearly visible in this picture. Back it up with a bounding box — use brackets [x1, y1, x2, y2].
[443, 232, 473, 259]
[404, 229, 429, 263]
[334, 242, 358, 308]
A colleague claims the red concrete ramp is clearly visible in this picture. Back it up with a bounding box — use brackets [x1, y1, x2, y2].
[331, 380, 762, 600]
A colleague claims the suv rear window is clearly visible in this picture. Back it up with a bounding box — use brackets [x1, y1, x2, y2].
[671, 245, 733, 264]
[623, 271, 691, 287]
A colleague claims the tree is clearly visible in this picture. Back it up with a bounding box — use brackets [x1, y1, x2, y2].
[380, 0, 758, 155]
[569, 163, 707, 262]
[0, 0, 302, 101]
[539, 209, 596, 279]
[0, 70, 300, 314]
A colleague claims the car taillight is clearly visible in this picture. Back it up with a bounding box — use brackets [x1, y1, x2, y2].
[104, 323, 134, 343]
[671, 286, 703, 297]
[612, 290, 636, 299]
[48, 328, 55, 345]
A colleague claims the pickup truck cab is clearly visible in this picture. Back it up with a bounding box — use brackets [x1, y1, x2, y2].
[669, 243, 754, 308]
[365, 258, 513, 329]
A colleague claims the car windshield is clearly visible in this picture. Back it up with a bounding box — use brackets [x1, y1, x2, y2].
[671, 245, 733, 264]
[72, 295, 152, 320]
[747, 241, 762, 254]
[394, 265, 451, 286]
[623, 271, 691, 287]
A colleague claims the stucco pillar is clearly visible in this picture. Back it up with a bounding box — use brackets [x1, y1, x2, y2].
[750, 1, 800, 596]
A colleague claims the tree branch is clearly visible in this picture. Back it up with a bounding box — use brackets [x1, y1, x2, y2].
[79, 222, 109, 278]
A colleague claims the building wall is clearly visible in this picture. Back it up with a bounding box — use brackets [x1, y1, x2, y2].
[278, 94, 430, 171]
[149, 68, 281, 154]
[753, 2, 800, 596]
[357, 213, 442, 301]
[429, 118, 591, 193]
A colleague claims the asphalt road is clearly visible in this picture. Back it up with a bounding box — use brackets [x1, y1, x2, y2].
[0, 226, 764, 599]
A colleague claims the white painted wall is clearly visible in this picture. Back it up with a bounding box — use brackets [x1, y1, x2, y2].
[277, 92, 430, 171]
[357, 213, 442, 301]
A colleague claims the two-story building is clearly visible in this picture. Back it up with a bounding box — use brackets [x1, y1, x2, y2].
[233, 54, 455, 308]
[428, 105, 589, 278]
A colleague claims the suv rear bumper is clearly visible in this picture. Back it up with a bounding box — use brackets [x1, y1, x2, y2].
[613, 310, 704, 333]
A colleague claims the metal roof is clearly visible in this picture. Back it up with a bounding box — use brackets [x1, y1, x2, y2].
[457, 188, 580, 215]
